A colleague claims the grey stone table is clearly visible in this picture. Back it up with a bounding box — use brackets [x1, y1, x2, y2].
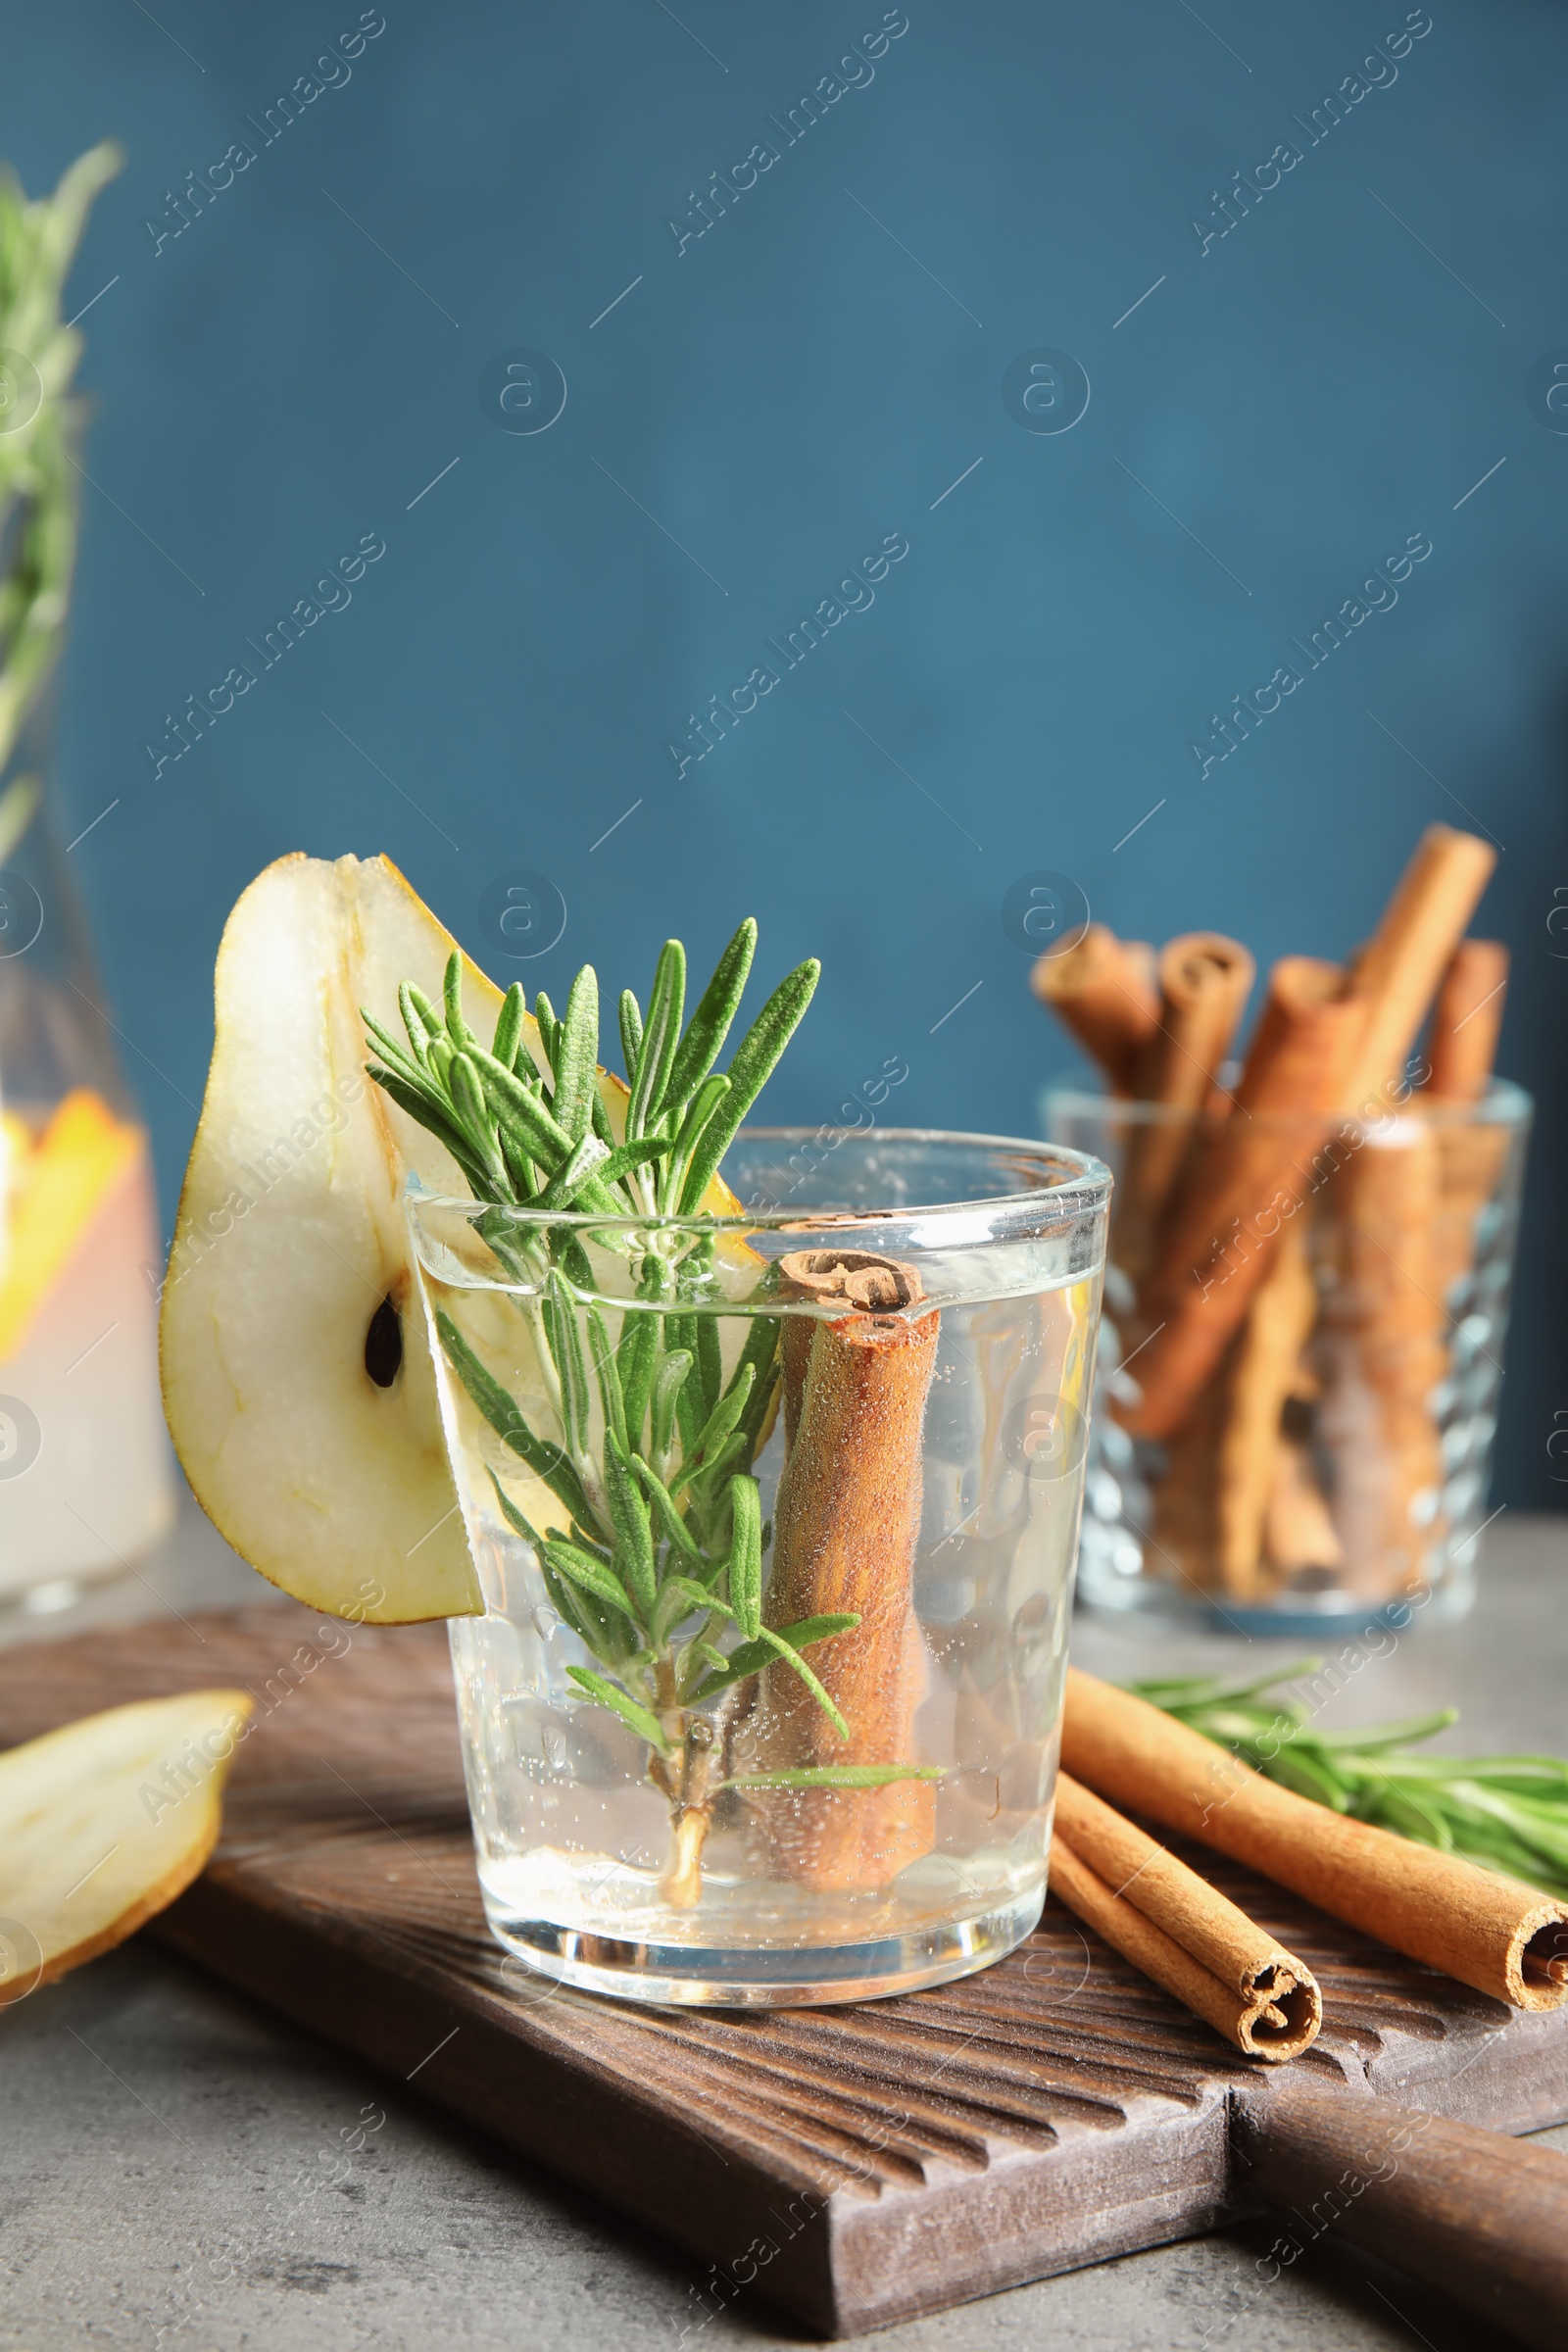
[1, 1497, 1563, 2352]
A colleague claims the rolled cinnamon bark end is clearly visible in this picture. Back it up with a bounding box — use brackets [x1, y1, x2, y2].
[1032, 924, 1160, 1095]
[1346, 825, 1496, 1111]
[1061, 1668, 1568, 2013]
[751, 1251, 939, 1891]
[1424, 938, 1509, 1102]
[1116, 958, 1365, 1441]
[1118, 933, 1256, 1278]
[1141, 932, 1256, 1104]
[1051, 1773, 1321, 2060]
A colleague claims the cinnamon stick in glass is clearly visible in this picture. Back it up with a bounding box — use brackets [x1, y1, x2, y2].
[1031, 925, 1160, 1096]
[1118, 932, 1255, 1281]
[1116, 957, 1366, 1441]
[1424, 939, 1508, 1102]
[1344, 825, 1495, 1111]
[1061, 1668, 1568, 2012]
[750, 1250, 938, 1890]
[1319, 1123, 1447, 1598]
[1050, 1771, 1322, 2060]
[1213, 1220, 1319, 1598]
[1423, 939, 1512, 1308]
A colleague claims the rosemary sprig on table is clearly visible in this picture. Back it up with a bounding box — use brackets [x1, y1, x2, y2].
[365, 924, 937, 1891]
[1133, 1662, 1568, 1901]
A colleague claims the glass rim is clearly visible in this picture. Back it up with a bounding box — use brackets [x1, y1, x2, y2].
[406, 1123, 1112, 1236]
[1041, 1073, 1533, 1135]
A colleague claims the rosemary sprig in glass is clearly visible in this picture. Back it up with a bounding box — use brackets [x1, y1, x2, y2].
[1132, 1661, 1568, 1901]
[0, 141, 122, 803]
[366, 922, 938, 1901]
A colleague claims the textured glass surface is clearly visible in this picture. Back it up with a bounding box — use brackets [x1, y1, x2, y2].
[1046, 1083, 1530, 1636]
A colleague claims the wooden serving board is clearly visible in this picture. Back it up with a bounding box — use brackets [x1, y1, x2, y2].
[2, 1605, 1565, 2338]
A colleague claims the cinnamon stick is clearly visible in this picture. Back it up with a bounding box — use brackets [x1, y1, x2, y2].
[1422, 939, 1512, 1311]
[1061, 1668, 1568, 2012]
[1050, 1772, 1322, 2060]
[1318, 1124, 1447, 1598]
[1344, 825, 1495, 1111]
[1263, 1434, 1345, 1582]
[1031, 924, 1160, 1095]
[1118, 932, 1255, 1280]
[1213, 1220, 1319, 1598]
[749, 1250, 938, 1890]
[1424, 939, 1508, 1102]
[1116, 958, 1366, 1441]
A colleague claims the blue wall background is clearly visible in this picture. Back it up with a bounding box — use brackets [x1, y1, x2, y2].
[9, 0, 1567, 1506]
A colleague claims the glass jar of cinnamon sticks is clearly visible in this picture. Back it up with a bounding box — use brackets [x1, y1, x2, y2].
[410, 1128, 1109, 2005]
[1040, 825, 1531, 1633]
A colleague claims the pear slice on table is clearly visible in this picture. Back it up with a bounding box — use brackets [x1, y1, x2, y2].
[0, 1690, 253, 2003]
[161, 853, 743, 1626]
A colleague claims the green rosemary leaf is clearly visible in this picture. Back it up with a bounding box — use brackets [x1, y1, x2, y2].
[553, 963, 600, 1145]
[565, 1666, 669, 1752]
[368, 1070, 493, 1200]
[492, 983, 526, 1072]
[663, 1073, 729, 1209]
[443, 952, 478, 1049]
[668, 1366, 754, 1497]
[590, 1086, 615, 1147]
[629, 1453, 704, 1563]
[728, 1318, 781, 1457]
[485, 1472, 625, 1652]
[589, 1137, 672, 1192]
[539, 1535, 642, 1623]
[468, 1047, 575, 1171]
[618, 989, 643, 1084]
[538, 1550, 601, 1651]
[587, 1305, 626, 1449]
[361, 1011, 430, 1093]
[618, 1260, 670, 1446]
[398, 982, 433, 1066]
[604, 1430, 658, 1615]
[751, 1622, 847, 1739]
[650, 1347, 692, 1467]
[1310, 1711, 1461, 1753]
[662, 1576, 734, 1623]
[499, 1131, 538, 1200]
[725, 1473, 762, 1641]
[438, 1311, 595, 1529]
[663, 917, 757, 1112]
[448, 1054, 509, 1193]
[547, 1271, 594, 1456]
[768, 1612, 859, 1650]
[628, 940, 685, 1140]
[556, 1231, 598, 1295]
[695, 1313, 724, 1428]
[1261, 1746, 1354, 1810]
[408, 983, 444, 1040]
[533, 992, 560, 1075]
[538, 1130, 612, 1209]
[664, 1316, 704, 1456]
[724, 1764, 945, 1791]
[679, 957, 821, 1211]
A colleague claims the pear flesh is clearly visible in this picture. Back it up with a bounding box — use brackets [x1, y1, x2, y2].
[161, 854, 506, 1624]
[0, 1690, 254, 2003]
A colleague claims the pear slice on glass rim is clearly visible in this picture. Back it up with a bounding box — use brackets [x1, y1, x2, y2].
[160, 852, 744, 1627]
[0, 1689, 254, 2004]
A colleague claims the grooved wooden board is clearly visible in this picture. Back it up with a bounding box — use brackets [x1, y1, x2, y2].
[2, 1605, 1565, 2337]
